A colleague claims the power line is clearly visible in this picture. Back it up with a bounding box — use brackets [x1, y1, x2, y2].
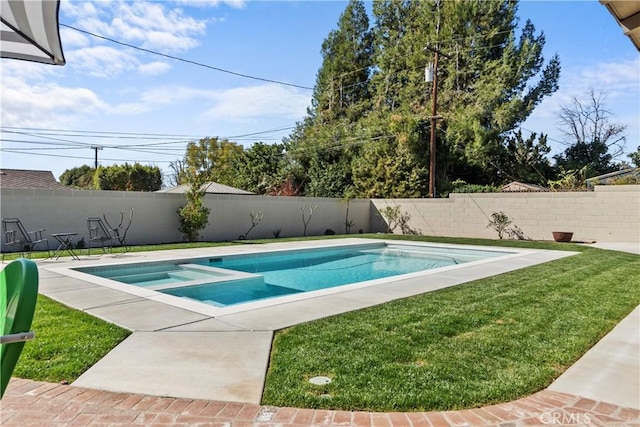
[1, 149, 174, 164]
[61, 24, 314, 91]
[1, 125, 298, 146]
[1, 126, 205, 138]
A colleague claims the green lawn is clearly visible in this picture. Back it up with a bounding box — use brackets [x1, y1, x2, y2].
[261, 236, 640, 411]
[6, 236, 639, 411]
[12, 295, 130, 383]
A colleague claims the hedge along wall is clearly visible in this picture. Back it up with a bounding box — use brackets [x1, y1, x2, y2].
[0, 188, 371, 250]
[371, 185, 640, 243]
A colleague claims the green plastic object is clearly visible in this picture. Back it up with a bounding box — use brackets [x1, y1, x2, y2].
[0, 258, 39, 398]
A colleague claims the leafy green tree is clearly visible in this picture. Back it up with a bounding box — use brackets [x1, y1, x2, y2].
[287, 0, 373, 197]
[59, 165, 95, 188]
[554, 141, 614, 178]
[311, 0, 373, 123]
[227, 142, 288, 194]
[184, 137, 244, 184]
[554, 88, 626, 176]
[94, 164, 162, 191]
[499, 129, 553, 185]
[371, 0, 560, 175]
[177, 169, 209, 242]
[286, 0, 560, 197]
[352, 116, 427, 198]
[305, 150, 354, 197]
[127, 163, 162, 191]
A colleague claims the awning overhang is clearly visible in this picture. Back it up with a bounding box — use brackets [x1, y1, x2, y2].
[0, 0, 65, 65]
[600, 0, 640, 51]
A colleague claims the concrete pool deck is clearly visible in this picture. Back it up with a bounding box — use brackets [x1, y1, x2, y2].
[1, 239, 638, 425]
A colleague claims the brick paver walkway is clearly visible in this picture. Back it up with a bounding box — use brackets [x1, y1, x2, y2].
[1, 378, 638, 426]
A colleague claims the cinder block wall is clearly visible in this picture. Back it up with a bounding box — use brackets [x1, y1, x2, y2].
[0, 189, 370, 249]
[371, 185, 640, 242]
[1, 185, 637, 252]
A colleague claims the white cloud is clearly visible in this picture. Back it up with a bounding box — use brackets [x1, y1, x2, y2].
[67, 46, 139, 78]
[104, 83, 310, 122]
[0, 60, 57, 81]
[68, 1, 207, 53]
[138, 61, 172, 75]
[203, 84, 311, 120]
[522, 56, 640, 155]
[172, 0, 246, 8]
[528, 57, 640, 121]
[0, 76, 109, 128]
[59, 27, 91, 49]
[60, 1, 102, 20]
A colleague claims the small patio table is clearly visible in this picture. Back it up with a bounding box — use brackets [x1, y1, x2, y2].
[50, 232, 80, 260]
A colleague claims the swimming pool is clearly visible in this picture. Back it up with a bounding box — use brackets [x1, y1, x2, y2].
[75, 242, 511, 308]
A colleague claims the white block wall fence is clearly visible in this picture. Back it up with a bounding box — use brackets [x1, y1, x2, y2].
[1, 185, 638, 253]
[0, 189, 371, 250]
[371, 185, 639, 243]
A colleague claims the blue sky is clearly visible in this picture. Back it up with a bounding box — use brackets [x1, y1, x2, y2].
[1, 0, 638, 184]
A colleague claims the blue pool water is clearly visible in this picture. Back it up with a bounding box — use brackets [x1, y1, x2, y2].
[77, 243, 510, 307]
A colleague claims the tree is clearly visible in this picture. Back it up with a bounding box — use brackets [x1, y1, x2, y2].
[370, 0, 560, 172]
[554, 88, 626, 176]
[227, 142, 288, 194]
[352, 113, 427, 197]
[94, 164, 162, 191]
[183, 137, 244, 184]
[310, 0, 373, 123]
[177, 169, 209, 242]
[499, 129, 553, 185]
[59, 165, 95, 188]
[285, 0, 560, 197]
[286, 0, 373, 197]
[168, 159, 188, 187]
[628, 146, 640, 168]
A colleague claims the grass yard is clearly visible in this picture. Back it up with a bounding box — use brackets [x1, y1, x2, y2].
[6, 236, 639, 412]
[13, 295, 130, 383]
[261, 236, 640, 411]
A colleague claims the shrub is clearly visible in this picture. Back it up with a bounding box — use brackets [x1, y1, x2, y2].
[178, 172, 210, 242]
[448, 179, 499, 195]
[487, 211, 512, 240]
[379, 206, 414, 234]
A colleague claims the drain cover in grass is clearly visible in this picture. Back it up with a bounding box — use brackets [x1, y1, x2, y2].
[309, 376, 332, 385]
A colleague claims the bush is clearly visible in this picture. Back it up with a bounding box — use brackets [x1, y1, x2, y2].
[445, 179, 499, 196]
[487, 211, 512, 240]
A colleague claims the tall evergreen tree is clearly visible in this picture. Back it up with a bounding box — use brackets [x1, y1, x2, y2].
[287, 0, 373, 197]
[286, 0, 560, 198]
[311, 0, 373, 123]
[365, 0, 560, 194]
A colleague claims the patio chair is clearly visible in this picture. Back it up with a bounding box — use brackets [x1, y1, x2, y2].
[87, 217, 120, 256]
[1, 258, 39, 398]
[101, 209, 133, 253]
[1, 218, 50, 262]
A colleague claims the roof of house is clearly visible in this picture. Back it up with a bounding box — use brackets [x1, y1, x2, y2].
[0, 169, 69, 190]
[586, 168, 640, 184]
[156, 181, 255, 195]
[601, 0, 640, 51]
[501, 181, 549, 192]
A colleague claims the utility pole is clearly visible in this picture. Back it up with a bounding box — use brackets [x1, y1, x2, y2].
[428, 49, 439, 198]
[90, 146, 102, 169]
[425, 45, 451, 198]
